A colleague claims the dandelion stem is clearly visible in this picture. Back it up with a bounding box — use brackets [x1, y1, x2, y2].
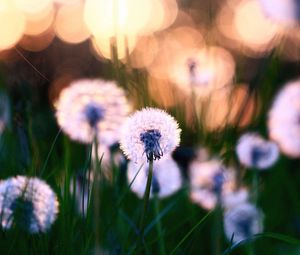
[213, 195, 222, 255]
[154, 195, 166, 255]
[93, 137, 101, 255]
[250, 170, 259, 255]
[139, 159, 154, 240]
[252, 170, 259, 205]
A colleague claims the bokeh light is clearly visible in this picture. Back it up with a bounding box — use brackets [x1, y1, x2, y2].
[84, 0, 151, 38]
[24, 4, 54, 36]
[91, 34, 136, 60]
[147, 26, 205, 79]
[0, 0, 26, 51]
[14, 0, 53, 15]
[55, 1, 91, 44]
[216, 0, 281, 56]
[203, 84, 258, 131]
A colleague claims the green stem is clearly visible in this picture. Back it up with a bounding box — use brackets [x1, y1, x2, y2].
[252, 170, 259, 205]
[93, 137, 101, 255]
[213, 196, 222, 255]
[250, 170, 259, 255]
[139, 159, 154, 239]
[154, 195, 166, 255]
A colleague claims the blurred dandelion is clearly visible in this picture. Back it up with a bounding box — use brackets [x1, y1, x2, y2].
[268, 80, 300, 157]
[55, 79, 131, 144]
[222, 188, 249, 210]
[224, 202, 263, 244]
[258, 0, 300, 27]
[189, 159, 236, 210]
[168, 46, 235, 98]
[236, 133, 279, 169]
[127, 156, 182, 199]
[120, 107, 181, 163]
[0, 176, 59, 233]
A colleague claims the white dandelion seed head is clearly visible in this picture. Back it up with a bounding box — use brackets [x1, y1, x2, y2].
[120, 107, 181, 163]
[55, 79, 131, 144]
[127, 155, 182, 199]
[0, 176, 59, 233]
[189, 159, 236, 210]
[268, 80, 300, 157]
[224, 202, 264, 244]
[236, 133, 279, 169]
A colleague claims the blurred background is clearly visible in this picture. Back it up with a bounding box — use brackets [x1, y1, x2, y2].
[1, 0, 300, 254]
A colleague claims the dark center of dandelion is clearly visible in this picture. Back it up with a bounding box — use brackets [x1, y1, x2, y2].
[212, 171, 224, 195]
[236, 215, 252, 238]
[10, 197, 38, 232]
[140, 129, 163, 161]
[251, 146, 269, 167]
[187, 58, 197, 77]
[85, 104, 104, 128]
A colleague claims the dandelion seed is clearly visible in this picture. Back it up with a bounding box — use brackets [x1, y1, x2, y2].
[224, 202, 263, 244]
[127, 156, 182, 199]
[55, 79, 131, 144]
[236, 133, 279, 169]
[0, 176, 59, 233]
[189, 159, 236, 210]
[120, 107, 181, 163]
[268, 80, 300, 157]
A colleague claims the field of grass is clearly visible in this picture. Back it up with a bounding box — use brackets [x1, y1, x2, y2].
[1, 1, 300, 255]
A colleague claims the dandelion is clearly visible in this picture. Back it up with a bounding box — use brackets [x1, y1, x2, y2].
[189, 159, 235, 210]
[236, 133, 279, 169]
[55, 79, 131, 144]
[222, 188, 249, 210]
[120, 107, 181, 163]
[120, 107, 180, 238]
[258, 0, 300, 27]
[224, 202, 263, 244]
[127, 155, 182, 199]
[268, 80, 300, 157]
[167, 46, 235, 98]
[0, 176, 59, 233]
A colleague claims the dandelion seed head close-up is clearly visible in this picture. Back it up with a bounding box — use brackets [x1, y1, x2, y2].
[224, 202, 263, 244]
[236, 132, 279, 169]
[0, 176, 59, 233]
[120, 107, 181, 163]
[127, 155, 182, 199]
[55, 79, 131, 144]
